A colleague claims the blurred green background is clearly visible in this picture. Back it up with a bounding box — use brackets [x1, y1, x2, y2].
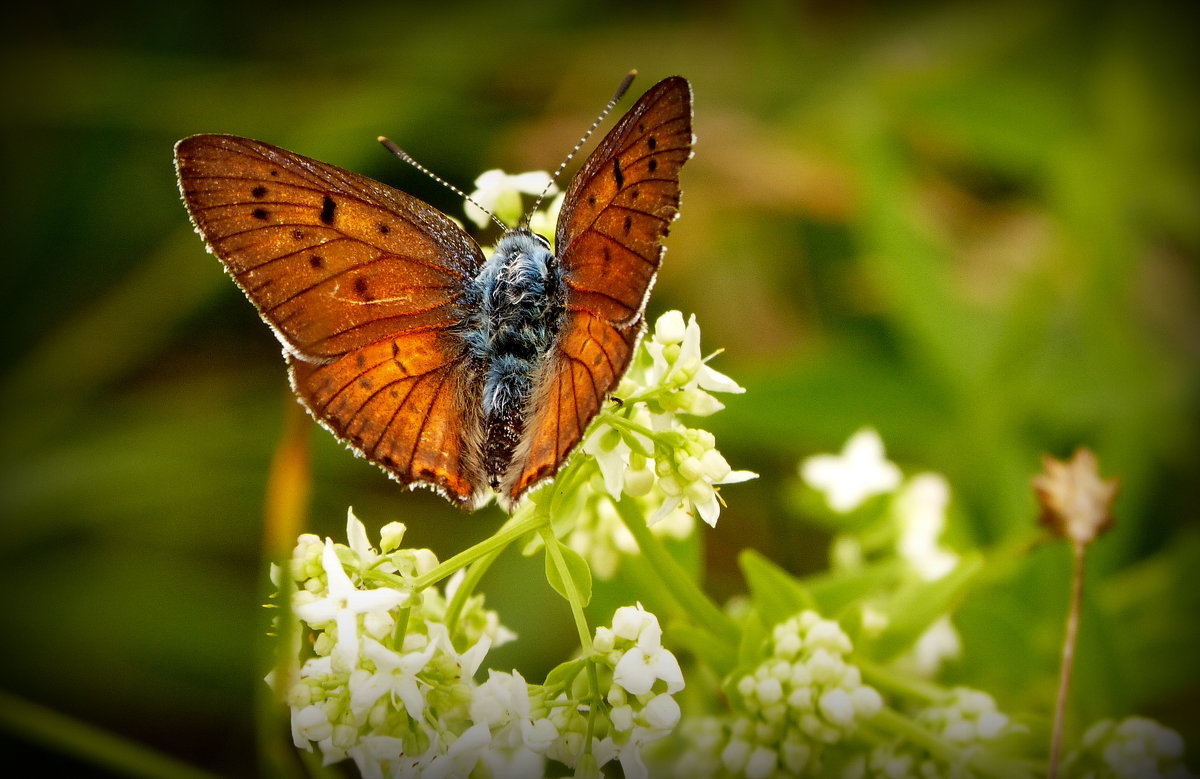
[2, 0, 1196, 776]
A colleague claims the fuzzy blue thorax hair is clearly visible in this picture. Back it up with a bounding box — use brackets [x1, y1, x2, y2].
[465, 227, 563, 486]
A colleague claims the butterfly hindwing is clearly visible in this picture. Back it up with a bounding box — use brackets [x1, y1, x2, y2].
[503, 313, 640, 501]
[288, 333, 486, 507]
[503, 77, 694, 504]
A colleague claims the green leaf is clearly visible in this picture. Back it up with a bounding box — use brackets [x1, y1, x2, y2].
[807, 559, 906, 619]
[544, 537, 593, 607]
[739, 548, 816, 627]
[737, 609, 769, 669]
[543, 656, 589, 694]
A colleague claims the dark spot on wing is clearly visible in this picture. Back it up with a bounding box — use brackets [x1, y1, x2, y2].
[613, 158, 625, 189]
[648, 158, 657, 173]
[354, 276, 372, 300]
[320, 195, 337, 225]
[381, 454, 397, 468]
[648, 136, 657, 150]
[309, 254, 324, 269]
[252, 207, 269, 220]
[269, 169, 279, 177]
[251, 185, 267, 198]
[622, 214, 632, 234]
[378, 222, 390, 234]
[355, 352, 367, 368]
[292, 229, 305, 240]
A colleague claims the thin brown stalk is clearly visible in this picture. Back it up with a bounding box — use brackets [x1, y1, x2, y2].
[1048, 542, 1087, 779]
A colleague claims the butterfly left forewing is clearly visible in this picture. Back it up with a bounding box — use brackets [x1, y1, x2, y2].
[175, 134, 481, 359]
[502, 77, 694, 505]
[175, 134, 489, 505]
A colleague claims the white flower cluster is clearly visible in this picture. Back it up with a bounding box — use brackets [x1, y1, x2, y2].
[274, 517, 688, 778]
[545, 604, 685, 779]
[581, 311, 756, 529]
[804, 429, 964, 678]
[866, 688, 1013, 779]
[1063, 717, 1194, 779]
[277, 510, 515, 778]
[673, 611, 883, 778]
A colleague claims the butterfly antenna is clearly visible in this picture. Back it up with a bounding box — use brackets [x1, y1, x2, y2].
[378, 136, 509, 232]
[525, 69, 638, 222]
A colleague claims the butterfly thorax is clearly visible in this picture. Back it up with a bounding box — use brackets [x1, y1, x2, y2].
[466, 228, 563, 487]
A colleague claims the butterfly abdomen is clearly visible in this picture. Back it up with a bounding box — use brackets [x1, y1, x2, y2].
[465, 229, 564, 486]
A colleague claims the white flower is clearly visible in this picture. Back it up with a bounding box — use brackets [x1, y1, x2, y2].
[582, 423, 636, 499]
[464, 169, 555, 229]
[801, 428, 902, 513]
[347, 735, 406, 779]
[614, 643, 685, 696]
[636, 312, 744, 415]
[892, 616, 962, 678]
[650, 428, 756, 527]
[345, 508, 377, 567]
[471, 669, 558, 778]
[348, 636, 437, 719]
[895, 473, 959, 580]
[293, 540, 408, 669]
[1067, 716, 1194, 779]
[727, 611, 882, 774]
[610, 606, 684, 696]
[423, 723, 490, 779]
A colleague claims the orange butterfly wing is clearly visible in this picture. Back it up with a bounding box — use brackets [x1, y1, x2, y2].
[174, 135, 488, 506]
[503, 77, 694, 503]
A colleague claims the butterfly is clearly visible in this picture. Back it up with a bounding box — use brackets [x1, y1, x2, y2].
[174, 74, 693, 510]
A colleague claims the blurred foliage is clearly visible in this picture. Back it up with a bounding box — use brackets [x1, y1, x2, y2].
[1, 0, 1196, 776]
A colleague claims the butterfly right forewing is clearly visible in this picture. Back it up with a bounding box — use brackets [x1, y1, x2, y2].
[175, 134, 489, 505]
[502, 77, 694, 504]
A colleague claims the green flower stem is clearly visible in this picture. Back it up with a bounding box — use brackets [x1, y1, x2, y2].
[871, 707, 1036, 779]
[412, 505, 544, 592]
[391, 604, 412, 650]
[603, 412, 658, 444]
[0, 690, 223, 779]
[613, 496, 740, 647]
[855, 655, 945, 705]
[540, 520, 605, 764]
[444, 545, 504, 633]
